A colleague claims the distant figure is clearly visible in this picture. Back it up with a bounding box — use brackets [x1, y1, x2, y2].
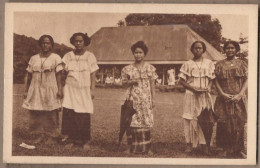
[22, 35, 63, 145]
[121, 41, 158, 154]
[114, 77, 122, 85]
[105, 76, 113, 85]
[109, 76, 114, 84]
[96, 77, 101, 84]
[156, 78, 162, 85]
[167, 69, 176, 85]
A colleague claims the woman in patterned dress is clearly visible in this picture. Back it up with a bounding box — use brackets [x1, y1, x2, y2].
[121, 41, 158, 154]
[214, 41, 247, 157]
[178, 41, 215, 154]
[23, 35, 63, 144]
[61, 32, 99, 149]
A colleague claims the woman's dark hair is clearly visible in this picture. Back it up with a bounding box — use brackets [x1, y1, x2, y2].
[223, 40, 240, 52]
[38, 35, 54, 47]
[70, 32, 91, 46]
[131, 41, 148, 55]
[190, 41, 206, 53]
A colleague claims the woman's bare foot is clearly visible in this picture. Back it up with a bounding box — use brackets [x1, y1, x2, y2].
[122, 149, 130, 154]
[185, 144, 192, 153]
[147, 150, 154, 156]
[65, 143, 74, 148]
[34, 135, 45, 144]
[218, 150, 227, 157]
[83, 142, 91, 150]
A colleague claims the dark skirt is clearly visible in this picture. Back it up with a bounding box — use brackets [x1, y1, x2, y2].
[214, 96, 246, 153]
[61, 108, 91, 143]
[29, 110, 60, 137]
[127, 127, 151, 154]
[216, 117, 245, 152]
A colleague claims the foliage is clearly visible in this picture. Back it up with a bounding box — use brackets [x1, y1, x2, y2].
[123, 14, 222, 51]
[117, 20, 125, 27]
[13, 33, 72, 83]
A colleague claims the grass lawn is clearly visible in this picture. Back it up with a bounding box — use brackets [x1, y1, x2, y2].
[11, 84, 242, 159]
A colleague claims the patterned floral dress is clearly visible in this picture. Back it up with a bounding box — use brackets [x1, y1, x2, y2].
[121, 62, 158, 128]
[121, 62, 158, 154]
[214, 58, 247, 152]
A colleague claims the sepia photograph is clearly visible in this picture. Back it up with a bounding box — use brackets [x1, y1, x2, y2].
[3, 3, 258, 165]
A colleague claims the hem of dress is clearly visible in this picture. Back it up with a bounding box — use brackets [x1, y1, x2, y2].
[182, 114, 196, 120]
[22, 104, 61, 111]
[62, 105, 93, 114]
[130, 125, 153, 128]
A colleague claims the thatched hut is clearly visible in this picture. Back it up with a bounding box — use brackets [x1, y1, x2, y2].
[87, 25, 225, 85]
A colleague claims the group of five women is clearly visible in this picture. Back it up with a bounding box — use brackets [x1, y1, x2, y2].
[22, 32, 247, 157]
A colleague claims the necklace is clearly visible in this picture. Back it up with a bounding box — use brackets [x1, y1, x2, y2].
[75, 55, 81, 63]
[133, 62, 145, 88]
[226, 58, 234, 66]
[193, 58, 203, 70]
[193, 58, 203, 88]
[40, 53, 49, 84]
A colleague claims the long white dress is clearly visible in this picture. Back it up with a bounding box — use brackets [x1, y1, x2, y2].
[22, 53, 63, 111]
[178, 58, 215, 148]
[62, 50, 99, 113]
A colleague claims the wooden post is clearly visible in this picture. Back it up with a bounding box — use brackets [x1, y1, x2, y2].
[112, 66, 115, 83]
[101, 67, 104, 84]
[174, 66, 176, 85]
[162, 66, 165, 85]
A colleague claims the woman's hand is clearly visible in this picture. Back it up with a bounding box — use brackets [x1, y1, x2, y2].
[152, 99, 155, 108]
[57, 89, 63, 99]
[192, 87, 208, 94]
[91, 89, 95, 99]
[221, 92, 233, 102]
[23, 92, 28, 99]
[206, 86, 212, 93]
[230, 93, 243, 103]
[128, 79, 139, 86]
[91, 92, 95, 99]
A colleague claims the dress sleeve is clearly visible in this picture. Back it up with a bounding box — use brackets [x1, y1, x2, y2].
[55, 54, 63, 73]
[121, 66, 129, 81]
[214, 61, 223, 79]
[147, 64, 158, 80]
[62, 53, 69, 71]
[88, 53, 99, 73]
[236, 59, 248, 79]
[178, 61, 190, 81]
[26, 57, 33, 73]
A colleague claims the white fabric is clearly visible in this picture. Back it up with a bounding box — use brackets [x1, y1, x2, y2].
[62, 51, 99, 113]
[184, 119, 206, 148]
[179, 58, 215, 148]
[178, 58, 215, 119]
[23, 53, 63, 111]
[167, 69, 176, 85]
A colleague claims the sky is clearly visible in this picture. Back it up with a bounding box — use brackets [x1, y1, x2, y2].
[14, 12, 248, 47]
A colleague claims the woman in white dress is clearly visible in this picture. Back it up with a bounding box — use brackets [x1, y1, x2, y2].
[178, 41, 215, 154]
[61, 32, 99, 149]
[23, 35, 63, 144]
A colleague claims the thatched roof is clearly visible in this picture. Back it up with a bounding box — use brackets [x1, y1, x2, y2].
[87, 25, 225, 64]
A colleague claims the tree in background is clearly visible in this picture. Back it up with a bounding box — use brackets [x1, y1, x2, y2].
[117, 20, 125, 27]
[237, 33, 248, 63]
[122, 14, 222, 51]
